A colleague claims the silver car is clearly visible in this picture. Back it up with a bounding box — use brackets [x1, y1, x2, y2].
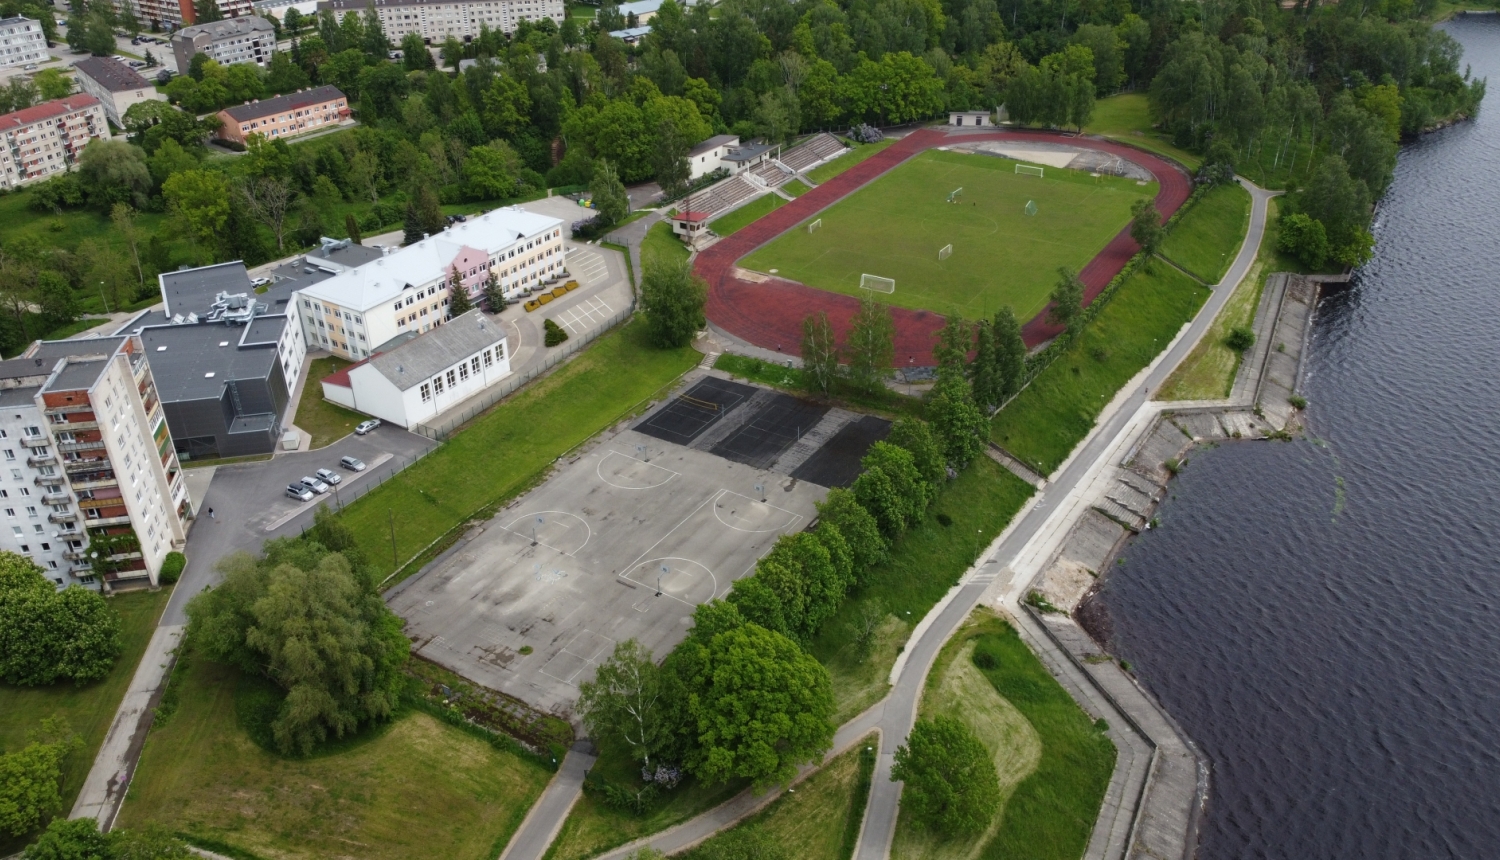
[355, 419, 381, 435]
[285, 484, 314, 502]
[315, 468, 342, 485]
[339, 456, 366, 471]
[299, 476, 330, 494]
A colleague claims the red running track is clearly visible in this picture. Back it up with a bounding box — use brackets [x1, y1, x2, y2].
[698, 127, 1194, 366]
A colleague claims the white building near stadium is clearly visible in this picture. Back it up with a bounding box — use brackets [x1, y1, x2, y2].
[316, 0, 564, 41]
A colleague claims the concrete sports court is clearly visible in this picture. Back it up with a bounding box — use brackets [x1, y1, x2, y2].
[387, 373, 890, 716]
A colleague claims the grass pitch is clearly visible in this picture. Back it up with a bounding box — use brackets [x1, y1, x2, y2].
[741, 150, 1156, 320]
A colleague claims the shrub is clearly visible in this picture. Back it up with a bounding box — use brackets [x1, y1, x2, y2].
[1277, 212, 1330, 269]
[524, 300, 540, 312]
[1288, 394, 1308, 409]
[551, 286, 568, 298]
[1224, 325, 1255, 353]
[538, 293, 554, 305]
[159, 551, 186, 585]
[544, 318, 569, 347]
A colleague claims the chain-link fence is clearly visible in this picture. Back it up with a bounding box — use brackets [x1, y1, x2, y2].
[409, 304, 636, 441]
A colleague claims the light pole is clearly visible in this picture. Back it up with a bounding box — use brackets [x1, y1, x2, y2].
[657, 563, 668, 596]
[98, 281, 110, 314]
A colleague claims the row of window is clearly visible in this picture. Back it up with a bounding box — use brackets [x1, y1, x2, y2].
[418, 344, 505, 403]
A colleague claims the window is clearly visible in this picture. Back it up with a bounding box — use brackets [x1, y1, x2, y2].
[458, 363, 468, 381]
[471, 356, 481, 374]
[483, 349, 492, 368]
[25, 507, 36, 517]
[3, 451, 12, 461]
[33, 524, 42, 533]
[17, 488, 28, 496]
[433, 375, 444, 394]
[420, 383, 432, 402]
[446, 369, 457, 387]
[24, 427, 39, 437]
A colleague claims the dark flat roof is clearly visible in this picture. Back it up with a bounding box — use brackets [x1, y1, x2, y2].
[689, 134, 737, 157]
[222, 85, 345, 123]
[0, 357, 55, 382]
[723, 143, 774, 163]
[139, 323, 283, 403]
[159, 261, 253, 318]
[0, 386, 39, 408]
[74, 56, 151, 93]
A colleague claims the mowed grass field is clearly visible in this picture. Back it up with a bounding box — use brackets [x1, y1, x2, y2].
[741, 150, 1155, 320]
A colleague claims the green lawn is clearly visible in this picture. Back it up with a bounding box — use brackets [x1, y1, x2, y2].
[782, 179, 811, 197]
[811, 457, 1034, 723]
[710, 193, 786, 237]
[117, 657, 551, 860]
[543, 744, 749, 860]
[294, 355, 367, 448]
[641, 220, 688, 266]
[1083, 93, 1202, 171]
[991, 264, 1210, 474]
[805, 139, 897, 185]
[743, 150, 1154, 320]
[0, 589, 170, 855]
[1159, 183, 1251, 284]
[337, 319, 699, 585]
[678, 736, 877, 860]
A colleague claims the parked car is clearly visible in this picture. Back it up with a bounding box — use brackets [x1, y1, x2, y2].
[285, 484, 314, 502]
[315, 468, 342, 485]
[250, 276, 272, 287]
[299, 476, 330, 494]
[22, 63, 36, 71]
[355, 419, 380, 435]
[339, 455, 366, 471]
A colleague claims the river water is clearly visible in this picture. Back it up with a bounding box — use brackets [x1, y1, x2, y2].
[1090, 17, 1500, 860]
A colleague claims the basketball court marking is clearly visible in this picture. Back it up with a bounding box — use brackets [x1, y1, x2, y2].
[566, 246, 609, 285]
[596, 450, 679, 490]
[555, 296, 615, 335]
[619, 491, 719, 577]
[539, 628, 616, 686]
[499, 510, 592, 556]
[713, 489, 804, 533]
[620, 556, 719, 606]
[635, 378, 755, 445]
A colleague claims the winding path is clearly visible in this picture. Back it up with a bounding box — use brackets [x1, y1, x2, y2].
[698, 128, 1195, 364]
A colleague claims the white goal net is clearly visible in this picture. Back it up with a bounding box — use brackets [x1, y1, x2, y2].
[1015, 164, 1045, 177]
[807, 218, 822, 234]
[938, 244, 953, 261]
[860, 274, 896, 294]
[1025, 200, 1038, 216]
[946, 187, 963, 203]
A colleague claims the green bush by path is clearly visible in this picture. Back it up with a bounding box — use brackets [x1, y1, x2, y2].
[709, 194, 786, 236]
[743, 150, 1152, 321]
[804, 139, 897, 185]
[1159, 183, 1252, 284]
[991, 265, 1209, 475]
[0, 588, 169, 855]
[336, 319, 698, 585]
[117, 657, 551, 860]
[811, 457, 1034, 723]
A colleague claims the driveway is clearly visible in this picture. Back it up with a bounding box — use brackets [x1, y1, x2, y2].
[164, 428, 436, 626]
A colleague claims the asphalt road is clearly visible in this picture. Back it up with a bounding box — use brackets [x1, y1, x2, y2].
[162, 427, 436, 626]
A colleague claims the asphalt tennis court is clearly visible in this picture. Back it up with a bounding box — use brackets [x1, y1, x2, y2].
[634, 376, 757, 445]
[711, 393, 829, 469]
[791, 415, 893, 487]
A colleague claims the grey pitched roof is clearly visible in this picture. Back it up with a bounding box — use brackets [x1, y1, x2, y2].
[222, 85, 345, 123]
[366, 310, 505, 391]
[74, 56, 152, 93]
[689, 134, 737, 157]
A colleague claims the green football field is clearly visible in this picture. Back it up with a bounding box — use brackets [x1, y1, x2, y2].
[740, 150, 1157, 320]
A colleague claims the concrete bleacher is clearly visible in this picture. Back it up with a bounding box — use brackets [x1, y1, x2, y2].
[685, 175, 761, 217]
[778, 132, 849, 174]
[750, 160, 793, 188]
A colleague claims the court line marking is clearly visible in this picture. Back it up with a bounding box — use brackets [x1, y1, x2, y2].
[621, 556, 719, 607]
[712, 489, 804, 533]
[499, 509, 592, 556]
[596, 450, 679, 490]
[538, 628, 616, 685]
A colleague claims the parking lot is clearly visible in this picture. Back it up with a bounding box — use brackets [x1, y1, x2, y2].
[386, 375, 891, 717]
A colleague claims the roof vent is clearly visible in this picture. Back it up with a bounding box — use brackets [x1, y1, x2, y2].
[205, 372, 215, 378]
[156, 346, 167, 352]
[219, 341, 229, 347]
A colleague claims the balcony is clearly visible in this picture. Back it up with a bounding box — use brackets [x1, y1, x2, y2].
[64, 548, 88, 561]
[26, 452, 56, 467]
[64, 458, 109, 474]
[58, 440, 106, 454]
[48, 510, 77, 523]
[45, 404, 93, 417]
[56, 419, 98, 432]
[86, 514, 130, 527]
[41, 491, 69, 505]
[69, 477, 117, 491]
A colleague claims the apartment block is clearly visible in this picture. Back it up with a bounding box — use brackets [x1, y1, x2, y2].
[171, 15, 275, 73]
[0, 95, 111, 190]
[73, 57, 167, 127]
[215, 85, 348, 145]
[0, 16, 47, 69]
[294, 206, 565, 361]
[317, 0, 564, 41]
[0, 338, 191, 590]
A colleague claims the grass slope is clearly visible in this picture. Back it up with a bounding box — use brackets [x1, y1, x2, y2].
[1083, 94, 1203, 171]
[743, 150, 1152, 320]
[641, 220, 689, 266]
[338, 319, 698, 585]
[1158, 183, 1252, 284]
[991, 264, 1209, 474]
[0, 589, 170, 854]
[812, 457, 1034, 723]
[118, 659, 551, 860]
[805, 139, 897, 185]
[710, 194, 786, 236]
[679, 736, 878, 860]
[293, 356, 367, 449]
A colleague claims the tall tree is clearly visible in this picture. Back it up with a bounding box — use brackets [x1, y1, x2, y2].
[483, 269, 506, 312]
[402, 202, 423, 246]
[0, 719, 80, 839]
[0, 554, 121, 686]
[345, 212, 362, 245]
[589, 158, 630, 229]
[990, 307, 1026, 405]
[577, 640, 666, 769]
[1129, 198, 1164, 262]
[652, 118, 691, 201]
[110, 203, 143, 286]
[241, 177, 294, 252]
[926, 377, 987, 471]
[800, 311, 840, 395]
[970, 320, 1000, 410]
[814, 488, 886, 576]
[845, 296, 894, 393]
[891, 715, 1000, 837]
[640, 255, 705, 348]
[934, 316, 971, 381]
[1046, 267, 1084, 331]
[415, 184, 446, 236]
[886, 417, 945, 490]
[447, 266, 473, 316]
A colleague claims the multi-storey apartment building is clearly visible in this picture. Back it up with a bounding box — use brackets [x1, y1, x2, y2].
[317, 0, 564, 41]
[0, 16, 47, 69]
[215, 85, 348, 145]
[0, 337, 191, 591]
[171, 15, 275, 73]
[73, 57, 167, 127]
[294, 207, 565, 361]
[0, 95, 110, 190]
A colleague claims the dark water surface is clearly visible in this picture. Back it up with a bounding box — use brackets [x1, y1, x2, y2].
[1093, 17, 1500, 860]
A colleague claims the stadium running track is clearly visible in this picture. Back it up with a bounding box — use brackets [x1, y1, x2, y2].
[698, 127, 1194, 365]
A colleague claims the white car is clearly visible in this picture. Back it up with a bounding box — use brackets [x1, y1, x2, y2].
[250, 276, 272, 287]
[315, 468, 342, 485]
[299, 476, 330, 494]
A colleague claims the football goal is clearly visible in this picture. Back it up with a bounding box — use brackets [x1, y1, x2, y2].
[946, 187, 964, 203]
[1015, 164, 1045, 178]
[938, 244, 953, 261]
[807, 218, 822, 234]
[1025, 200, 1038, 216]
[860, 274, 896, 294]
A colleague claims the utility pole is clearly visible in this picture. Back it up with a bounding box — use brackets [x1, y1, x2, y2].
[389, 509, 397, 568]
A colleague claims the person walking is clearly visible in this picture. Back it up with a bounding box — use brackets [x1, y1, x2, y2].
[208, 507, 215, 519]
